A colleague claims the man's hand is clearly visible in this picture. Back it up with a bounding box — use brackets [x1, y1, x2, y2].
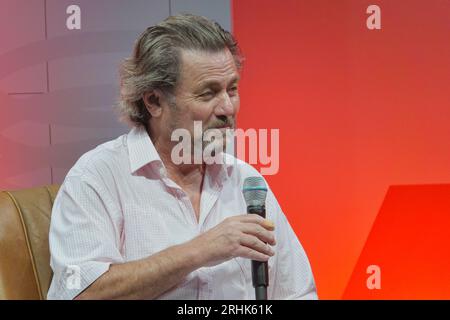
[189, 214, 276, 267]
[75, 214, 276, 300]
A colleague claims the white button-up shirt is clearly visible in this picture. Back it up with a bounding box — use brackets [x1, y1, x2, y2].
[47, 126, 317, 300]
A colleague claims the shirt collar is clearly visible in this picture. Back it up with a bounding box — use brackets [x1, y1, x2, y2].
[127, 126, 162, 174]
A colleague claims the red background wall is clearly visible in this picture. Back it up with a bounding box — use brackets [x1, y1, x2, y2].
[233, 0, 450, 299]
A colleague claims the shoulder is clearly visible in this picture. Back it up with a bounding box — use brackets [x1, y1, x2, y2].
[65, 133, 129, 182]
[225, 154, 277, 201]
[224, 153, 283, 215]
[224, 153, 264, 182]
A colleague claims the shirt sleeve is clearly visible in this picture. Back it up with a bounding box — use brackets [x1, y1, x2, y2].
[266, 190, 318, 300]
[47, 173, 124, 300]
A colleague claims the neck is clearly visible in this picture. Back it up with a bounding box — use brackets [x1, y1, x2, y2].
[148, 126, 205, 185]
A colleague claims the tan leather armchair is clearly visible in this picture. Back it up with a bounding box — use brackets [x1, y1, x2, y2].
[0, 185, 60, 300]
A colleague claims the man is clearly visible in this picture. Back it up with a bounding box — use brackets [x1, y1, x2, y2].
[47, 14, 317, 300]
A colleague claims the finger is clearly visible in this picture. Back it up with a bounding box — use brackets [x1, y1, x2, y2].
[261, 219, 275, 231]
[239, 234, 275, 257]
[236, 214, 276, 231]
[235, 246, 271, 262]
[240, 224, 276, 245]
[234, 214, 264, 223]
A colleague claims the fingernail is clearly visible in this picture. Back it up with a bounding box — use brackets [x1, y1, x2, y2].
[263, 219, 275, 230]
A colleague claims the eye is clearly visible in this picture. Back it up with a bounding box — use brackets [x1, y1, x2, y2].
[228, 86, 238, 95]
[199, 90, 215, 99]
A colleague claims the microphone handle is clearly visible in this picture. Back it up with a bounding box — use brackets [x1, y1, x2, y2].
[248, 205, 269, 300]
[252, 261, 268, 300]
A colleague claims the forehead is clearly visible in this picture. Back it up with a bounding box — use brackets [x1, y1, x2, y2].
[177, 49, 239, 90]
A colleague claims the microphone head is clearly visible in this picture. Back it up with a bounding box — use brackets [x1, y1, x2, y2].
[243, 176, 268, 207]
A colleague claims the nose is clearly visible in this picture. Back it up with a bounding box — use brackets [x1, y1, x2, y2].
[215, 91, 237, 117]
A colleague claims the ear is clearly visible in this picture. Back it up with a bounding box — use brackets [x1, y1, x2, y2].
[143, 90, 163, 118]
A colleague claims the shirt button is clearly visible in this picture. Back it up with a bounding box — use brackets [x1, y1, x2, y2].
[175, 189, 184, 197]
[159, 167, 166, 177]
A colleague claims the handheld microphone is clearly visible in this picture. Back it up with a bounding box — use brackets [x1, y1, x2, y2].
[243, 176, 269, 300]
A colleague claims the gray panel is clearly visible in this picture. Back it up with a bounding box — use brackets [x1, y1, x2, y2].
[48, 52, 124, 92]
[0, 0, 45, 53]
[0, 117, 52, 189]
[0, 0, 47, 93]
[2, 167, 52, 190]
[171, 0, 231, 31]
[0, 0, 51, 189]
[46, 0, 169, 37]
[1, 120, 49, 147]
[0, 64, 47, 94]
[44, 0, 171, 184]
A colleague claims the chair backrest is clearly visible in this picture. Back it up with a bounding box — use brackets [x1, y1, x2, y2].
[0, 185, 60, 300]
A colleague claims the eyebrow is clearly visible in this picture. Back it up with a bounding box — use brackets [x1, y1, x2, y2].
[196, 76, 240, 91]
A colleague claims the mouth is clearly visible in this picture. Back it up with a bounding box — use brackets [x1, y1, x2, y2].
[216, 125, 231, 129]
[214, 122, 233, 130]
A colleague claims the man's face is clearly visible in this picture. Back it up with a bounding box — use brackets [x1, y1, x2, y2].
[163, 48, 240, 155]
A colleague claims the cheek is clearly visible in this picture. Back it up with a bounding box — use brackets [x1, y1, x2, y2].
[191, 103, 216, 121]
[232, 96, 241, 113]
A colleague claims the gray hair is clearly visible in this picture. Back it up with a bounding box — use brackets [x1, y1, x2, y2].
[117, 14, 243, 127]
